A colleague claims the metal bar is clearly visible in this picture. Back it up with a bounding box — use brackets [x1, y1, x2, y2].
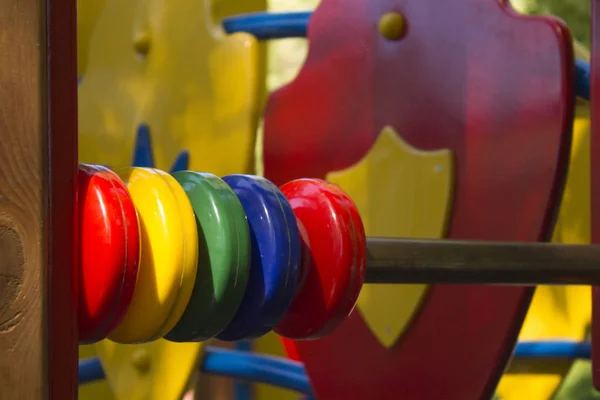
[233, 341, 253, 400]
[365, 237, 600, 286]
[222, 11, 310, 40]
[576, 58, 591, 100]
[202, 347, 314, 395]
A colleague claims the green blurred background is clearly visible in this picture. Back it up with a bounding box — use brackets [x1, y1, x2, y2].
[511, 0, 590, 47]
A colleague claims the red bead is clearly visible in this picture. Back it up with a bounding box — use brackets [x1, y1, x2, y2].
[334, 186, 367, 320]
[78, 164, 140, 343]
[275, 179, 366, 339]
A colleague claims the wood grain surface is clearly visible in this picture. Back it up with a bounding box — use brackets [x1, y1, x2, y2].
[0, 0, 78, 398]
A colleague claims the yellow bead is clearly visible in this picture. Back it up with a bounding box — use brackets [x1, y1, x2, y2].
[108, 167, 198, 343]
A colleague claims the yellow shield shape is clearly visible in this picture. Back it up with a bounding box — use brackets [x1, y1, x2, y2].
[326, 126, 454, 347]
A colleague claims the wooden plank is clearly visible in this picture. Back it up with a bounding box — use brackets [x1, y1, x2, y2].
[0, 0, 78, 399]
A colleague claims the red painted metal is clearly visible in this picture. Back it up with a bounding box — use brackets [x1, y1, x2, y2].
[264, 0, 574, 398]
[276, 179, 366, 339]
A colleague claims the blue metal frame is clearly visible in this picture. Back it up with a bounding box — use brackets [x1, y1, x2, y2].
[204, 347, 313, 396]
[575, 58, 590, 101]
[222, 12, 310, 39]
[79, 357, 105, 385]
[514, 340, 591, 359]
[78, 346, 314, 396]
[234, 341, 253, 400]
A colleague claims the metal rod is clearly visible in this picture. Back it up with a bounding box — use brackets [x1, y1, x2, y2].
[365, 237, 600, 286]
[222, 12, 310, 40]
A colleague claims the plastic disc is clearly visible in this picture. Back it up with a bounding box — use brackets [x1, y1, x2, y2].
[275, 178, 366, 339]
[108, 167, 199, 343]
[78, 164, 140, 343]
[326, 181, 367, 327]
[216, 174, 301, 341]
[165, 171, 251, 342]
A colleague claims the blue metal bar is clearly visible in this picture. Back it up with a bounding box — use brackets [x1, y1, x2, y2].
[202, 347, 314, 396]
[576, 58, 590, 101]
[234, 341, 253, 400]
[79, 357, 105, 384]
[514, 340, 591, 359]
[78, 341, 592, 387]
[78, 347, 313, 395]
[222, 11, 311, 39]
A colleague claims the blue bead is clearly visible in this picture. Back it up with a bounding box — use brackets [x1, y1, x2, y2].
[218, 174, 301, 341]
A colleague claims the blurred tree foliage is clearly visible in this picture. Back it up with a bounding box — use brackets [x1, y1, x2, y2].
[512, 0, 590, 47]
[267, 0, 319, 91]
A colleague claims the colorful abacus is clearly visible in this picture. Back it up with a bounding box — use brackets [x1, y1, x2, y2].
[78, 164, 366, 344]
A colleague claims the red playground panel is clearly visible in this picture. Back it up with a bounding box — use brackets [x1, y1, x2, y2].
[263, 0, 574, 399]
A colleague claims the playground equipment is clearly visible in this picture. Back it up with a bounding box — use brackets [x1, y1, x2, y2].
[2, 0, 600, 400]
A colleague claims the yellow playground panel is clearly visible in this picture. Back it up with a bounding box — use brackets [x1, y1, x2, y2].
[77, 0, 263, 174]
[77, 0, 265, 398]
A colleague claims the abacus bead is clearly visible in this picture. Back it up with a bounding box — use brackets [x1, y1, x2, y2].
[165, 171, 251, 342]
[78, 164, 140, 343]
[275, 179, 366, 339]
[108, 167, 198, 343]
[216, 174, 301, 341]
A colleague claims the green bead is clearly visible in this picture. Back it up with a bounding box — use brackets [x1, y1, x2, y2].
[165, 171, 250, 342]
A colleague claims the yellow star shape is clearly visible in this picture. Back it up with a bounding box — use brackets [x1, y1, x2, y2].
[78, 0, 262, 175]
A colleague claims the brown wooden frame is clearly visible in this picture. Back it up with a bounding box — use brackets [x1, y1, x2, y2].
[0, 0, 78, 398]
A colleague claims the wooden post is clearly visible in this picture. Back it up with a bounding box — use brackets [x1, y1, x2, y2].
[0, 0, 78, 398]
